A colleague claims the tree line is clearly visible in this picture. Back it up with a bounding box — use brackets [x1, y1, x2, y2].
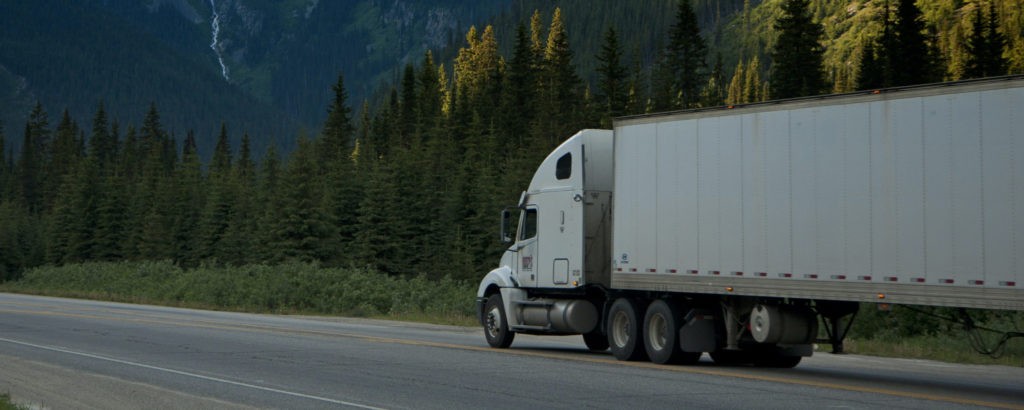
[0, 1, 1016, 282]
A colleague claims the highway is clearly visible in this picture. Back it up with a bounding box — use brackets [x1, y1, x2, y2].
[0, 293, 1020, 409]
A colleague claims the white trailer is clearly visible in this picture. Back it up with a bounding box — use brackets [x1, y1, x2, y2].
[477, 76, 1024, 367]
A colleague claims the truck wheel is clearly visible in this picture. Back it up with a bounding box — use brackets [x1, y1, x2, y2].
[643, 300, 700, 365]
[607, 298, 647, 361]
[583, 330, 609, 352]
[483, 294, 514, 348]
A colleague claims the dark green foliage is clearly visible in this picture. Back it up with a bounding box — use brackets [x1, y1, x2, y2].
[891, 0, 942, 85]
[965, 1, 1008, 79]
[4, 261, 476, 319]
[596, 26, 629, 126]
[769, 0, 827, 98]
[657, 0, 709, 109]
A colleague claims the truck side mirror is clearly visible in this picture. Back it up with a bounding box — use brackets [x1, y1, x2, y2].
[500, 208, 514, 243]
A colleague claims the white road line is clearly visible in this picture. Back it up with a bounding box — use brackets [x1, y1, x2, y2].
[0, 337, 385, 410]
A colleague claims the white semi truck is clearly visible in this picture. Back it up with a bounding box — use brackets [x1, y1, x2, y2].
[476, 76, 1024, 367]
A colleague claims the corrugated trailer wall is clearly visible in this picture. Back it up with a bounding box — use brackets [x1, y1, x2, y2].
[611, 77, 1024, 310]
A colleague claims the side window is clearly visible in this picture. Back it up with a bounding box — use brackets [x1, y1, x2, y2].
[556, 152, 572, 180]
[519, 209, 538, 240]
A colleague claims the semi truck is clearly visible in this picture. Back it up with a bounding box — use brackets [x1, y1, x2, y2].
[476, 76, 1024, 367]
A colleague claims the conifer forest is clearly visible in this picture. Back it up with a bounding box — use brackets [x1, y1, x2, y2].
[0, 0, 1021, 289]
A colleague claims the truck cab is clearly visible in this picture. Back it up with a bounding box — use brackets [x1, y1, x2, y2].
[476, 130, 613, 347]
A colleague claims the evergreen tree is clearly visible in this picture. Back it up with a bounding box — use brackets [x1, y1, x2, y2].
[270, 137, 337, 262]
[45, 109, 83, 210]
[661, 0, 708, 109]
[16, 103, 50, 213]
[219, 133, 259, 265]
[320, 73, 356, 166]
[891, 0, 941, 85]
[857, 41, 886, 89]
[536, 8, 584, 147]
[173, 131, 205, 266]
[211, 123, 232, 177]
[503, 23, 539, 141]
[769, 0, 827, 99]
[596, 26, 628, 126]
[88, 102, 117, 173]
[701, 53, 726, 107]
[965, 1, 1008, 79]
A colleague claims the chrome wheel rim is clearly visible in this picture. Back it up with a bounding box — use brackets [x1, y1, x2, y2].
[611, 310, 630, 347]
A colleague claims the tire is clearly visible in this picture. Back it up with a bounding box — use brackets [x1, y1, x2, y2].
[607, 298, 647, 361]
[583, 330, 609, 352]
[483, 294, 514, 348]
[643, 300, 700, 365]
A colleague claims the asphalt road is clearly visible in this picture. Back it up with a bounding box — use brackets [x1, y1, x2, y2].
[0, 293, 1021, 409]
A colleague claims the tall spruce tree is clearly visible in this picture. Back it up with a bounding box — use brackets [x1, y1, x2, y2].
[320, 73, 355, 166]
[596, 26, 628, 126]
[769, 0, 826, 99]
[965, 1, 1008, 79]
[661, 0, 708, 109]
[891, 0, 940, 85]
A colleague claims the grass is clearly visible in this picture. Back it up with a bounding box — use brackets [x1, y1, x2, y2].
[0, 394, 27, 410]
[0, 261, 478, 323]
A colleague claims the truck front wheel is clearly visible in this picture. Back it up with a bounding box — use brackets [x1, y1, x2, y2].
[607, 298, 647, 361]
[483, 294, 514, 348]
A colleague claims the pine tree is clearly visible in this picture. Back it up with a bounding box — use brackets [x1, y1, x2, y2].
[89, 102, 117, 173]
[769, 0, 826, 99]
[596, 26, 628, 126]
[16, 103, 50, 213]
[320, 73, 356, 166]
[211, 123, 232, 177]
[173, 131, 205, 266]
[700, 53, 726, 107]
[857, 41, 886, 89]
[891, 0, 941, 85]
[965, 1, 1008, 79]
[270, 137, 337, 263]
[662, 0, 708, 109]
[503, 23, 539, 141]
[219, 133, 258, 265]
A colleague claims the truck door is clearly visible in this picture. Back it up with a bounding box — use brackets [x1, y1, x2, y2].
[516, 207, 539, 287]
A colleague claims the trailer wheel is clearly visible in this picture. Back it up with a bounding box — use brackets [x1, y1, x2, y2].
[483, 294, 514, 348]
[583, 330, 609, 352]
[643, 300, 700, 364]
[607, 298, 647, 361]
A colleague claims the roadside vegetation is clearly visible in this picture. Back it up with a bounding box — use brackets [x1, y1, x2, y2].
[3, 261, 1021, 365]
[0, 261, 477, 326]
[0, 394, 27, 410]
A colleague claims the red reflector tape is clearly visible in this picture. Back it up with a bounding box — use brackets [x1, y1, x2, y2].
[731, 271, 743, 276]
[646, 268, 656, 273]
[885, 277, 898, 282]
[1001, 281, 1016, 286]
[858, 276, 872, 281]
[629, 268, 637, 272]
[756, 272, 767, 277]
[805, 274, 818, 279]
[710, 270, 720, 275]
[616, 268, 623, 272]
[831, 275, 847, 280]
[688, 270, 699, 275]
[912, 278, 925, 283]
[667, 269, 678, 273]
[969, 280, 984, 285]
[778, 273, 792, 278]
[940, 279, 954, 284]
